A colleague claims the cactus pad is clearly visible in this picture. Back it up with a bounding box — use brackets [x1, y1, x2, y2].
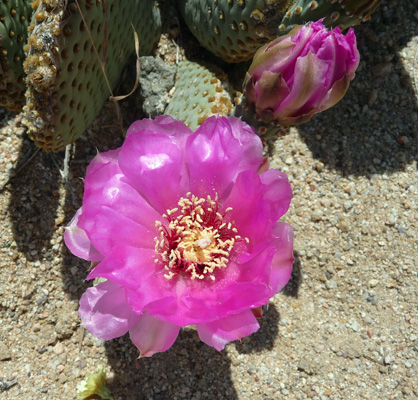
[0, 0, 33, 110]
[164, 60, 233, 130]
[279, 0, 382, 34]
[178, 0, 293, 63]
[23, 0, 162, 152]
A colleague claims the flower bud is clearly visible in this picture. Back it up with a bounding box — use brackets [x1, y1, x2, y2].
[244, 20, 360, 126]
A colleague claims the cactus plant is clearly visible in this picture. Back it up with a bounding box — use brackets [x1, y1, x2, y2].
[0, 0, 33, 110]
[164, 60, 234, 130]
[177, 0, 294, 63]
[279, 0, 382, 34]
[23, 0, 162, 152]
[0, 0, 383, 151]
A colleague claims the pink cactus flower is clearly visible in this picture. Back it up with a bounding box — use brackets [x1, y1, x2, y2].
[244, 20, 360, 126]
[65, 116, 294, 357]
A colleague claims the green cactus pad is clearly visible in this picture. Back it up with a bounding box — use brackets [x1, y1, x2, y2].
[178, 0, 293, 63]
[23, 0, 162, 152]
[164, 60, 233, 130]
[0, 0, 33, 110]
[279, 0, 382, 34]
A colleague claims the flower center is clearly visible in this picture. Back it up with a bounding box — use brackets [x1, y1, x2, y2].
[154, 193, 247, 281]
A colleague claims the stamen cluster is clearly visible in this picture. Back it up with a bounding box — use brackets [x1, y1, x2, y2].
[155, 192, 245, 281]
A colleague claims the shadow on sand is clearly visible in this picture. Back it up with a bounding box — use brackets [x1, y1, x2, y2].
[295, 2, 417, 177]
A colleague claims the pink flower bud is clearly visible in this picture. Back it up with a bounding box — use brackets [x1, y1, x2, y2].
[244, 20, 360, 126]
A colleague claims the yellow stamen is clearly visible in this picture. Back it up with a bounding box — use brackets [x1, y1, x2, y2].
[153, 194, 247, 281]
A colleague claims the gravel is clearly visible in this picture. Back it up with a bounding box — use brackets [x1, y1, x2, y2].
[0, 1, 417, 399]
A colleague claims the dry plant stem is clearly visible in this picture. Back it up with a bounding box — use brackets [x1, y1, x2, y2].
[49, 150, 77, 207]
[172, 39, 180, 64]
[78, 326, 85, 350]
[110, 24, 141, 102]
[63, 144, 71, 181]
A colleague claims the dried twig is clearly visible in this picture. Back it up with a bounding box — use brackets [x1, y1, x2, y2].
[110, 24, 141, 102]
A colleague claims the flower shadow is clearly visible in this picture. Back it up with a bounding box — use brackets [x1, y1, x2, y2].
[6, 136, 61, 262]
[235, 303, 280, 354]
[59, 101, 129, 303]
[281, 252, 302, 299]
[104, 329, 238, 400]
[295, 3, 417, 177]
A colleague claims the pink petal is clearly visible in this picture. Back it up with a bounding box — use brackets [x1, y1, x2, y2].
[319, 74, 351, 112]
[119, 119, 191, 214]
[222, 170, 272, 246]
[82, 160, 161, 232]
[129, 313, 180, 357]
[234, 242, 276, 285]
[278, 51, 329, 116]
[196, 309, 260, 351]
[342, 29, 360, 78]
[79, 280, 141, 341]
[269, 222, 294, 294]
[186, 116, 263, 200]
[87, 245, 156, 287]
[78, 205, 155, 256]
[259, 169, 293, 221]
[142, 259, 272, 326]
[85, 148, 120, 178]
[77, 149, 161, 256]
[316, 33, 340, 84]
[126, 115, 192, 147]
[64, 208, 104, 261]
[87, 245, 169, 315]
[139, 292, 218, 327]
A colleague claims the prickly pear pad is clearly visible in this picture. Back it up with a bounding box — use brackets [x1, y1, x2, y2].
[0, 0, 33, 110]
[178, 0, 292, 62]
[24, 0, 162, 152]
[165, 61, 233, 130]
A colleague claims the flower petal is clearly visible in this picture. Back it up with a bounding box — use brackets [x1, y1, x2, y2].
[119, 117, 191, 214]
[79, 206, 155, 256]
[83, 156, 162, 231]
[196, 309, 260, 351]
[79, 280, 140, 341]
[186, 116, 263, 199]
[141, 247, 275, 326]
[85, 148, 120, 178]
[64, 208, 104, 261]
[87, 245, 168, 314]
[126, 115, 192, 147]
[259, 169, 293, 221]
[278, 51, 329, 117]
[129, 313, 180, 357]
[269, 222, 294, 294]
[87, 246, 156, 285]
[222, 170, 272, 246]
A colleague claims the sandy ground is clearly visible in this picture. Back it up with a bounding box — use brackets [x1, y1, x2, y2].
[0, 1, 417, 399]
